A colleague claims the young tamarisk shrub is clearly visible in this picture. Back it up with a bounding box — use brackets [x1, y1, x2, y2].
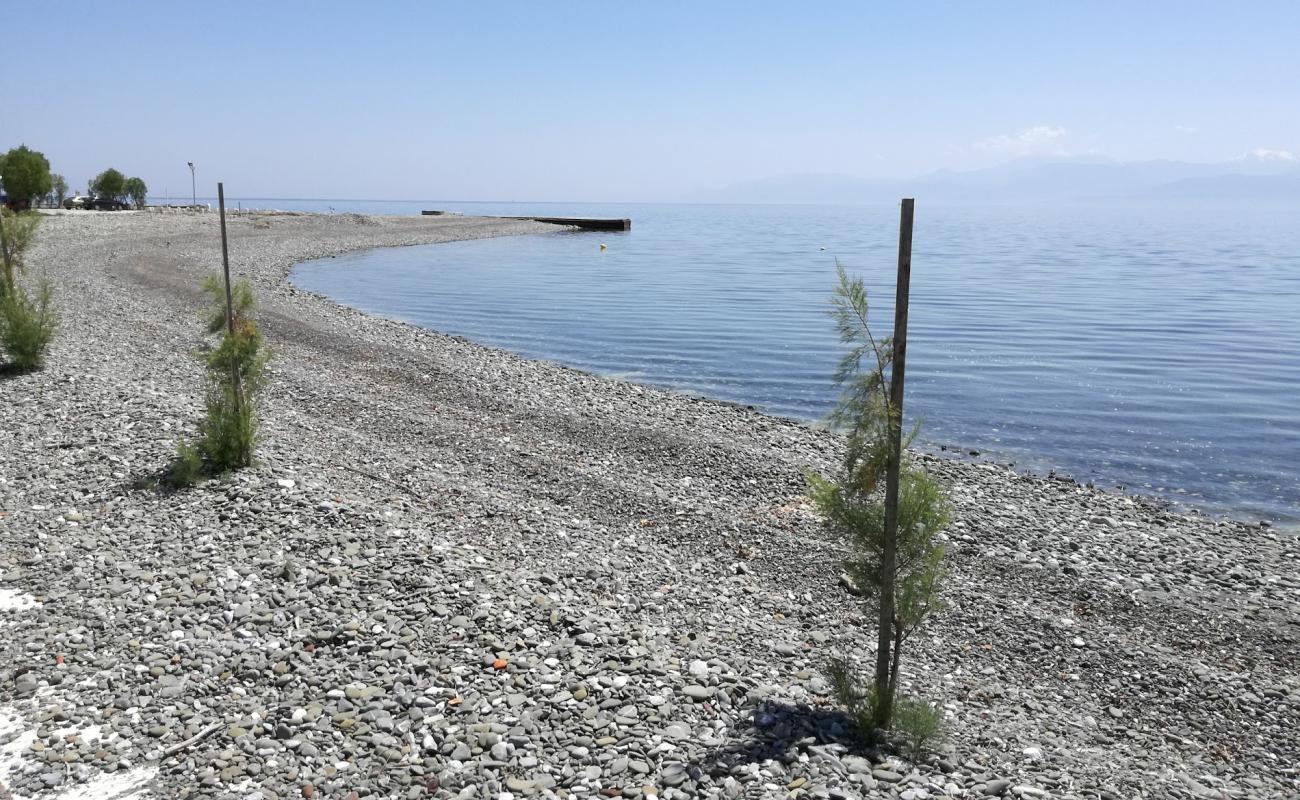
[169, 441, 205, 488]
[891, 694, 945, 762]
[0, 207, 41, 292]
[0, 207, 56, 372]
[0, 279, 56, 371]
[810, 263, 951, 744]
[171, 275, 268, 484]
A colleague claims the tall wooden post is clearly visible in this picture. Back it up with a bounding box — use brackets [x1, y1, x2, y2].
[217, 183, 244, 418]
[874, 198, 914, 727]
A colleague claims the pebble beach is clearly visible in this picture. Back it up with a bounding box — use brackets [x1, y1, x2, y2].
[1, 211, 1297, 799]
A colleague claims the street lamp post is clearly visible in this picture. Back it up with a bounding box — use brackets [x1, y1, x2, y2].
[187, 162, 196, 208]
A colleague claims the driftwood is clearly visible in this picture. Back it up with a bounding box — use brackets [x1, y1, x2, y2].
[160, 721, 223, 758]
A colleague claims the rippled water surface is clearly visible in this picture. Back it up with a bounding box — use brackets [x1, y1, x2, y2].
[287, 200, 1300, 525]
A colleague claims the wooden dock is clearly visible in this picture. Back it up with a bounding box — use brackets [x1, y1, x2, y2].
[422, 211, 630, 231]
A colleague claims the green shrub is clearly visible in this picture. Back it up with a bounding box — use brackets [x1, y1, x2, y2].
[827, 657, 944, 759]
[201, 274, 255, 334]
[827, 656, 882, 739]
[169, 442, 204, 488]
[170, 275, 267, 482]
[198, 375, 262, 471]
[892, 695, 944, 761]
[810, 263, 952, 730]
[198, 278, 266, 470]
[1, 207, 41, 296]
[0, 278, 56, 371]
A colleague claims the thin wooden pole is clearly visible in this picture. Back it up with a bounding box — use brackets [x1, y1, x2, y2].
[217, 183, 244, 419]
[874, 197, 914, 727]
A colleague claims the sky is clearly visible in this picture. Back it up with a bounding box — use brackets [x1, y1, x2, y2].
[3, 1, 1298, 202]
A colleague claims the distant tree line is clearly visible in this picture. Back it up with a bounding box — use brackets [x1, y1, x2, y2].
[0, 141, 154, 376]
[0, 143, 148, 210]
[89, 168, 149, 209]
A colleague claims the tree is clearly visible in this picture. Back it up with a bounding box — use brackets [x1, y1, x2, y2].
[51, 174, 68, 206]
[90, 168, 126, 201]
[809, 264, 951, 735]
[0, 145, 53, 208]
[124, 177, 148, 209]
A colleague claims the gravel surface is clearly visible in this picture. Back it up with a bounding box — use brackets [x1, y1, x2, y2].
[1, 211, 1297, 800]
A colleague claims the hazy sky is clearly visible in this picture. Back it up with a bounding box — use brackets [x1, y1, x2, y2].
[4, 2, 1297, 201]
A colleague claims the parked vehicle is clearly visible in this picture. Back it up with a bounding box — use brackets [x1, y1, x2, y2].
[62, 195, 87, 210]
[85, 196, 127, 211]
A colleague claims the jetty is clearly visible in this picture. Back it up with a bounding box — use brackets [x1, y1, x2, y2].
[422, 210, 630, 231]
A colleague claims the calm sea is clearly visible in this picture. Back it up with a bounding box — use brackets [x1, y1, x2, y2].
[271, 199, 1298, 528]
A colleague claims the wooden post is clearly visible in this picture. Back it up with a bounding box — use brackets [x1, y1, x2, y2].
[874, 197, 914, 727]
[217, 183, 244, 419]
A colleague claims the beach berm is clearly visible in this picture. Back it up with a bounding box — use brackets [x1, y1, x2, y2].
[1, 211, 1296, 799]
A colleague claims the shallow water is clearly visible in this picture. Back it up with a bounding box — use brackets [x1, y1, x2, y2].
[285, 200, 1300, 526]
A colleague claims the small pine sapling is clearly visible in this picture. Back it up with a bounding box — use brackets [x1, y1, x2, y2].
[0, 208, 55, 372]
[810, 263, 951, 745]
[171, 275, 268, 482]
[0, 279, 56, 371]
[0, 207, 41, 297]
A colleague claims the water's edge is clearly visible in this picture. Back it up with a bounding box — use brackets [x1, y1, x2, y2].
[288, 231, 1296, 534]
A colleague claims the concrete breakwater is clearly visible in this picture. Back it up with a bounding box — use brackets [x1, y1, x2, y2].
[1, 212, 1296, 799]
[421, 211, 632, 231]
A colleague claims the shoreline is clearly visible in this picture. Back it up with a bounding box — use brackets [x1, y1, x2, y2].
[287, 234, 1294, 534]
[2, 211, 1297, 799]
[31, 206, 1300, 529]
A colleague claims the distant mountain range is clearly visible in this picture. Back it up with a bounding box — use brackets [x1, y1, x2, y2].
[686, 155, 1300, 205]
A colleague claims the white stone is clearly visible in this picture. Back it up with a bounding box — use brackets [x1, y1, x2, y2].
[0, 589, 37, 611]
